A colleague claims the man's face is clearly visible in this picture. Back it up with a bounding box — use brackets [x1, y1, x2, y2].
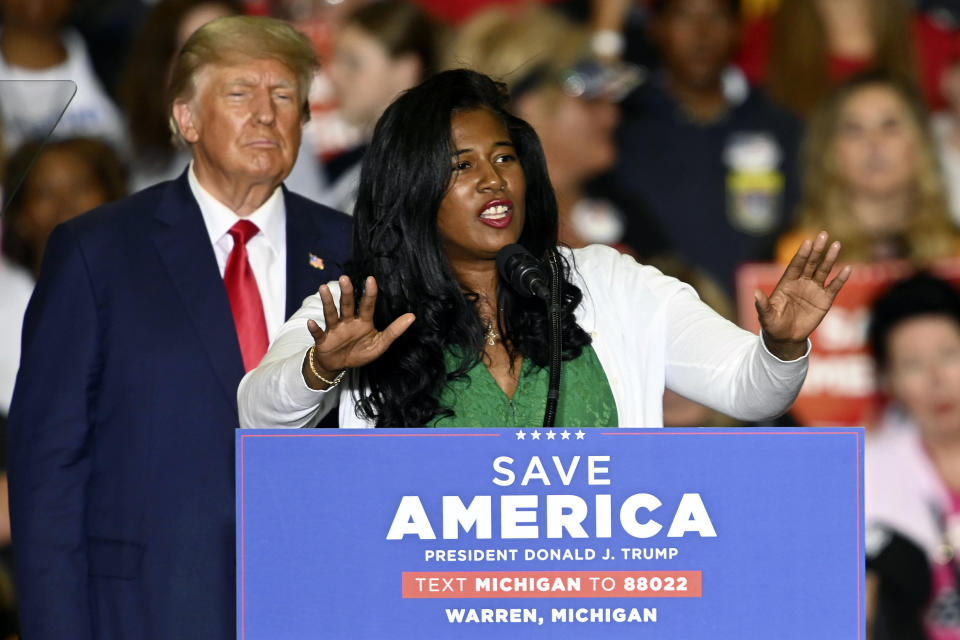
[654, 0, 738, 90]
[174, 57, 302, 189]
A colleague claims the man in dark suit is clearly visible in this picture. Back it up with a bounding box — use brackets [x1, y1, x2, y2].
[7, 16, 351, 640]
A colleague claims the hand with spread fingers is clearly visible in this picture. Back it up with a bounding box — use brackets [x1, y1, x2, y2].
[756, 230, 852, 361]
[302, 275, 416, 389]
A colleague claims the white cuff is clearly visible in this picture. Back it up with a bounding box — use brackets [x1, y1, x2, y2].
[293, 346, 338, 397]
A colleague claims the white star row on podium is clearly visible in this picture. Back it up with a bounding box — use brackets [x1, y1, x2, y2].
[515, 429, 586, 440]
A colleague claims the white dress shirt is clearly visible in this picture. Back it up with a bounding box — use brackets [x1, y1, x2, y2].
[187, 165, 287, 340]
[0, 258, 35, 415]
[238, 244, 809, 428]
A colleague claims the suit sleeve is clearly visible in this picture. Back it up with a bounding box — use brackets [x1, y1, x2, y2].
[8, 224, 99, 639]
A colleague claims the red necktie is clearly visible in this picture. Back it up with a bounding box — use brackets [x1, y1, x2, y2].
[224, 220, 269, 372]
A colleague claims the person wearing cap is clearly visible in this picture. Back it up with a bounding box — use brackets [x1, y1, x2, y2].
[447, 6, 664, 258]
[612, 0, 802, 296]
[7, 16, 351, 640]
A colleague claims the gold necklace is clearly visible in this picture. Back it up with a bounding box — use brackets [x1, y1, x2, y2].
[485, 320, 499, 346]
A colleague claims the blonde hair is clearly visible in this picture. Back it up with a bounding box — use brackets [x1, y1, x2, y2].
[796, 73, 955, 262]
[444, 6, 588, 101]
[167, 15, 317, 142]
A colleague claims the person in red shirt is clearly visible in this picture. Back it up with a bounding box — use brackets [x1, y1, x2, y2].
[736, 0, 958, 116]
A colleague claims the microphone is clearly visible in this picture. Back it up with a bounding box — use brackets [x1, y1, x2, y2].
[496, 244, 550, 301]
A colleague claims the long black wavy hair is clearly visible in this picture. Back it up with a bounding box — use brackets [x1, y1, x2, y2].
[346, 69, 591, 426]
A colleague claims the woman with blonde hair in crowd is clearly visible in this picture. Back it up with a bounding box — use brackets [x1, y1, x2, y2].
[777, 72, 957, 265]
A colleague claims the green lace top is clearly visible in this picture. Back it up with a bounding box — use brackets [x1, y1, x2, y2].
[427, 344, 618, 428]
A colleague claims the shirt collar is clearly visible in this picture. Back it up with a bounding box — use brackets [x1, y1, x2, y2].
[651, 65, 749, 125]
[187, 162, 285, 255]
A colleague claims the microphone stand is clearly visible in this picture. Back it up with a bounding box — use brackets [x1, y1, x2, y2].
[543, 251, 561, 428]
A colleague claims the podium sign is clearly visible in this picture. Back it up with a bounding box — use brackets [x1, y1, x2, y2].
[237, 428, 864, 639]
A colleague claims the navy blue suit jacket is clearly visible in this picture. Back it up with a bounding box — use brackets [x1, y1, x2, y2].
[8, 173, 351, 640]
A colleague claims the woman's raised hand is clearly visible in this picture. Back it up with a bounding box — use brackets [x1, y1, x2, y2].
[303, 275, 416, 389]
[755, 231, 852, 361]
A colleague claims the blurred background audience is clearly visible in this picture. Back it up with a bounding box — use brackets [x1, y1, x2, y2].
[0, 0, 126, 152]
[866, 273, 960, 638]
[777, 72, 958, 264]
[0, 136, 126, 415]
[1, 137, 125, 278]
[932, 57, 960, 224]
[4, 0, 960, 635]
[321, 0, 438, 212]
[612, 0, 801, 295]
[738, 0, 954, 117]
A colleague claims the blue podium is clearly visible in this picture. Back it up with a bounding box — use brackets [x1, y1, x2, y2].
[237, 427, 864, 639]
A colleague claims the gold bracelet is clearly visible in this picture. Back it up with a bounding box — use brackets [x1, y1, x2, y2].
[308, 345, 346, 387]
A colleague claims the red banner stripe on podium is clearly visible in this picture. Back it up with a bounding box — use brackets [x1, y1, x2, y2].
[402, 571, 702, 598]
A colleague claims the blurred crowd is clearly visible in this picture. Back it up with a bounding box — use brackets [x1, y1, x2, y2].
[3, 0, 960, 637]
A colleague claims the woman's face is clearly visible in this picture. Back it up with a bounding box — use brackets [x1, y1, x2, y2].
[330, 24, 419, 130]
[15, 147, 109, 270]
[833, 85, 920, 206]
[654, 0, 738, 92]
[436, 107, 526, 268]
[884, 314, 960, 443]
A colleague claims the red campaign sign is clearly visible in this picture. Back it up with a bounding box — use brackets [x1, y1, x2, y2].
[735, 258, 960, 427]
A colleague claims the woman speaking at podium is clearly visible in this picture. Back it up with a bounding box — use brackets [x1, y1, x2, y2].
[237, 70, 849, 428]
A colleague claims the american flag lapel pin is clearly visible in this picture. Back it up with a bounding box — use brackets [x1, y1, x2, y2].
[308, 253, 325, 270]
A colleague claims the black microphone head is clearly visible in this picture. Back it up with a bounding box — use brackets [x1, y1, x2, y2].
[496, 244, 550, 300]
[495, 244, 529, 280]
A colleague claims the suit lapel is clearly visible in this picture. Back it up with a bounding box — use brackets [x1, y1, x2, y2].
[151, 173, 245, 415]
[283, 192, 315, 318]
[283, 187, 350, 318]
